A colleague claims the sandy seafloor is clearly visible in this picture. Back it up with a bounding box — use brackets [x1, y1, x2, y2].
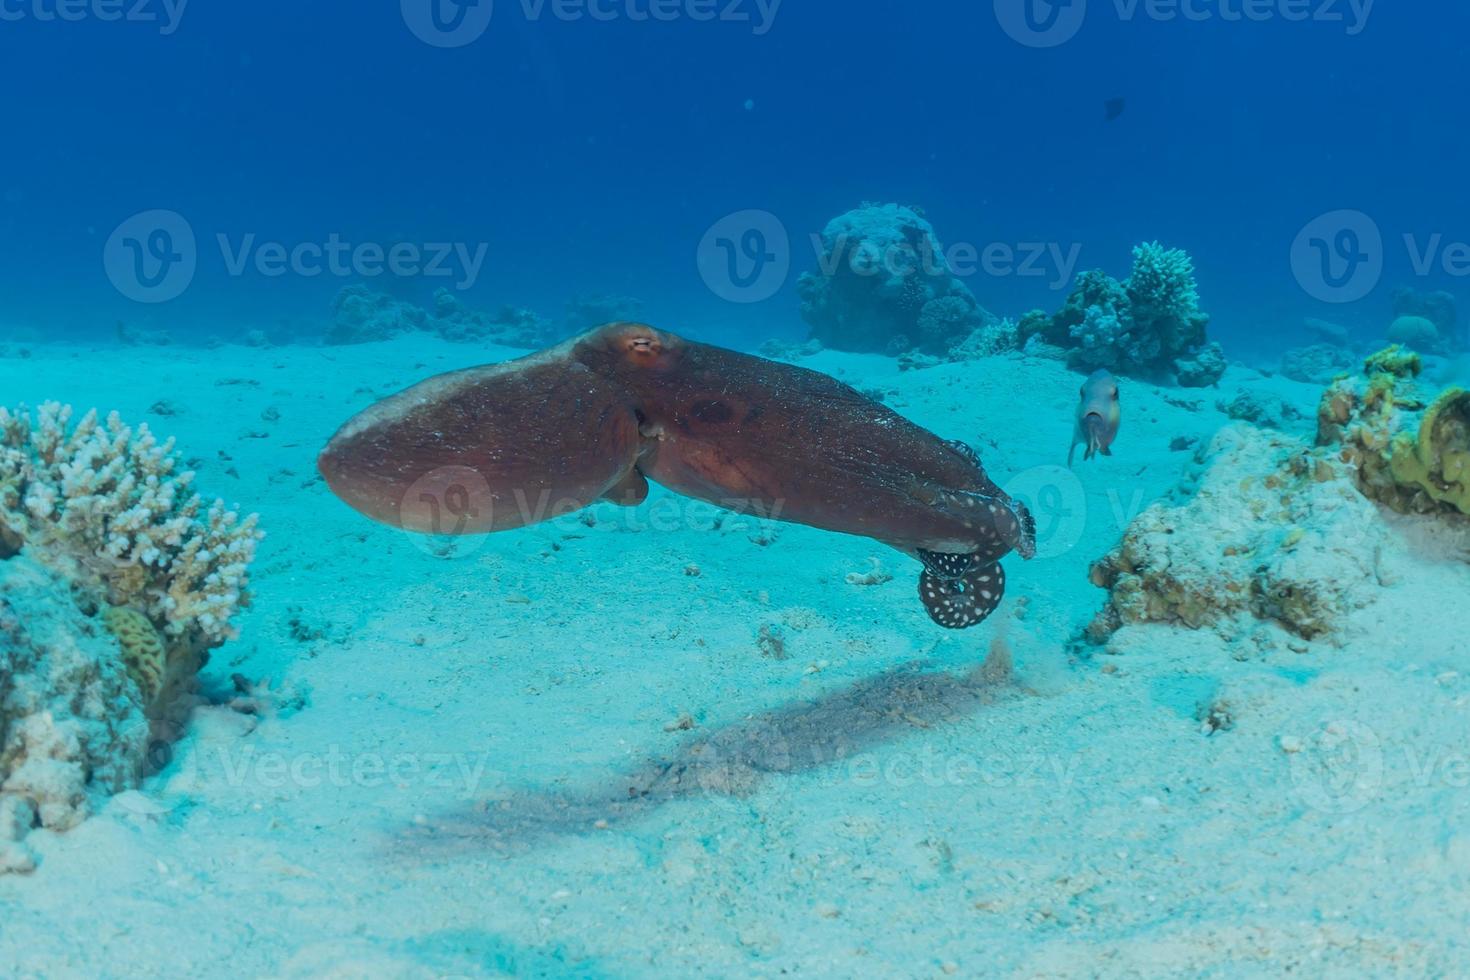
[1, 332, 1468, 979]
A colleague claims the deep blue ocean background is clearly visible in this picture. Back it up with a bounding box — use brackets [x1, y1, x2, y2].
[1, 1, 1465, 358]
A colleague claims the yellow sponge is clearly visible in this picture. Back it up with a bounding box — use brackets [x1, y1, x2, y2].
[1389, 387, 1470, 515]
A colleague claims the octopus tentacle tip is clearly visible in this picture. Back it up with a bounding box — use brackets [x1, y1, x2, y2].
[1013, 499, 1039, 560]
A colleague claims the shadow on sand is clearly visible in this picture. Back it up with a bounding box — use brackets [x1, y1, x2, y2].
[390, 640, 1023, 858]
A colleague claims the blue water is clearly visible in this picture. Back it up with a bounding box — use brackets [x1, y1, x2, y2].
[1, 1, 1465, 354]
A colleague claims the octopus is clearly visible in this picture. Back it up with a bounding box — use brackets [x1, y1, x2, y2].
[318, 323, 1035, 628]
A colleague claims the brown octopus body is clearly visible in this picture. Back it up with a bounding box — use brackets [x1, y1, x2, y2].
[318, 323, 1035, 628]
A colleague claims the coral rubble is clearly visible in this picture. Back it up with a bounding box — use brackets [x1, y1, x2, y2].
[0, 404, 262, 869]
[1281, 343, 1355, 384]
[798, 203, 994, 356]
[1088, 425, 1388, 644]
[1018, 243, 1226, 387]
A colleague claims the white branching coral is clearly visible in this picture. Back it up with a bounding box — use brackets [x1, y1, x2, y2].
[0, 402, 262, 647]
[0, 404, 261, 870]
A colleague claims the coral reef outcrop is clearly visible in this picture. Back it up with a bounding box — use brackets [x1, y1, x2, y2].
[1, 555, 149, 872]
[1318, 347, 1470, 518]
[1391, 286, 1459, 352]
[0, 404, 262, 869]
[1088, 425, 1388, 644]
[1018, 243, 1225, 387]
[798, 203, 993, 356]
[325, 286, 554, 348]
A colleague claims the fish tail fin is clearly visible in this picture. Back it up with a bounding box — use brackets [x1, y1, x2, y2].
[919, 561, 1006, 629]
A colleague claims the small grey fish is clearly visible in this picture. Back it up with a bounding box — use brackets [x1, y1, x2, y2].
[1069, 370, 1121, 465]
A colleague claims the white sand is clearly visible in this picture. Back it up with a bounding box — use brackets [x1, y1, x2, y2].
[0, 335, 1466, 977]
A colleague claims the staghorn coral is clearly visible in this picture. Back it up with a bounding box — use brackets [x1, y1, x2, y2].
[1018, 243, 1224, 387]
[1088, 425, 1388, 644]
[1319, 348, 1470, 518]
